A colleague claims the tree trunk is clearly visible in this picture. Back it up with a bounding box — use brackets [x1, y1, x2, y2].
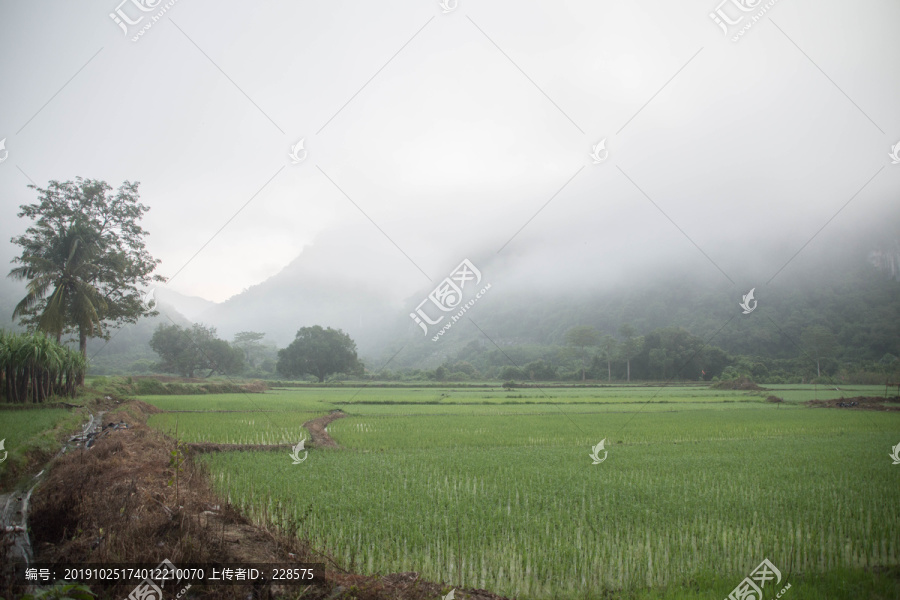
[607, 359, 611, 382]
[78, 330, 87, 386]
[627, 359, 631, 382]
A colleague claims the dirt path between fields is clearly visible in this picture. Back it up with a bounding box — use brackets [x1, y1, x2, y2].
[187, 410, 347, 454]
[807, 396, 900, 411]
[186, 442, 294, 453]
[303, 410, 346, 448]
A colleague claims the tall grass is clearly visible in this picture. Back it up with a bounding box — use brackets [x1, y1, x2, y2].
[0, 330, 85, 403]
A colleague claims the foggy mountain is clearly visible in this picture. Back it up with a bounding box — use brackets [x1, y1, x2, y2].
[153, 288, 218, 322]
[137, 204, 898, 375]
[84, 299, 194, 375]
[4, 191, 897, 377]
[186, 223, 407, 353]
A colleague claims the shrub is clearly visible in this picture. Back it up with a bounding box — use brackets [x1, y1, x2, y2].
[710, 376, 765, 391]
[135, 378, 167, 395]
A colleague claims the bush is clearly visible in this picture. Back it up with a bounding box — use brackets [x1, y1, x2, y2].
[499, 366, 524, 380]
[128, 358, 157, 374]
[90, 376, 109, 388]
[710, 376, 766, 391]
[135, 378, 167, 395]
[124, 378, 269, 395]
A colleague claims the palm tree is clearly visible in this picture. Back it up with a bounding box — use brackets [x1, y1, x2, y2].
[9, 219, 106, 383]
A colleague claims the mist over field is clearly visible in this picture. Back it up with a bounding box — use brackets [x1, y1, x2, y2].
[3, 3, 900, 599]
[2, 1, 898, 338]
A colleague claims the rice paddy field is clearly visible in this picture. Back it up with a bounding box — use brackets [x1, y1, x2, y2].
[145, 385, 900, 599]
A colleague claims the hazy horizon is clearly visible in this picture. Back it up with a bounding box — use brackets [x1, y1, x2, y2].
[2, 0, 898, 311]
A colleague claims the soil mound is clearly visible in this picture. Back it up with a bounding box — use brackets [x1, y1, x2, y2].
[807, 396, 900, 411]
[710, 377, 767, 391]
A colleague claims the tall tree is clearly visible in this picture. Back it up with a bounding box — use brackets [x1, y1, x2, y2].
[10, 218, 106, 345]
[232, 331, 266, 368]
[619, 323, 643, 383]
[8, 179, 164, 380]
[648, 348, 669, 380]
[800, 325, 838, 378]
[277, 325, 362, 382]
[565, 325, 598, 381]
[150, 323, 244, 378]
[600, 334, 617, 382]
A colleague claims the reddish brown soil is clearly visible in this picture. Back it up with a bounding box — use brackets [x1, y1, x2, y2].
[807, 396, 900, 411]
[303, 411, 346, 449]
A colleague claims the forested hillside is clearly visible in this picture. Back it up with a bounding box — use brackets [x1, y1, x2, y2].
[374, 246, 900, 383]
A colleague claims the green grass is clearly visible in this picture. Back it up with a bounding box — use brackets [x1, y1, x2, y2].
[141, 385, 900, 599]
[327, 405, 897, 450]
[0, 406, 81, 489]
[148, 411, 322, 444]
[138, 390, 333, 412]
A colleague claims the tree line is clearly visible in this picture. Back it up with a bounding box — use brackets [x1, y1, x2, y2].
[148, 323, 362, 382]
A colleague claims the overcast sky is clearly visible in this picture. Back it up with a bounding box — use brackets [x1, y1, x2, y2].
[1, 0, 898, 304]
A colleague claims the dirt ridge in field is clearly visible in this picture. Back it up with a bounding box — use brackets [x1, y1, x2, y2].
[187, 442, 295, 453]
[186, 411, 347, 454]
[806, 396, 900, 411]
[303, 410, 346, 448]
[9, 400, 509, 600]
